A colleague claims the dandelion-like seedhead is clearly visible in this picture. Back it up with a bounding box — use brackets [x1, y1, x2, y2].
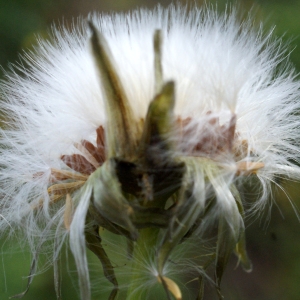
[1, 4, 300, 300]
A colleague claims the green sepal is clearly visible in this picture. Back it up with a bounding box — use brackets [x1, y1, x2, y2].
[88, 159, 138, 240]
[157, 160, 204, 273]
[197, 277, 204, 300]
[140, 81, 176, 164]
[85, 225, 119, 300]
[153, 29, 163, 94]
[235, 233, 253, 272]
[215, 217, 238, 299]
[89, 22, 140, 160]
[231, 185, 252, 272]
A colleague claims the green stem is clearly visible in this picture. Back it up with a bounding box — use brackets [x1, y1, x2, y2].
[126, 228, 160, 299]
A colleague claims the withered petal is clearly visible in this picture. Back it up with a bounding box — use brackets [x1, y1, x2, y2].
[82, 139, 105, 165]
[61, 154, 96, 175]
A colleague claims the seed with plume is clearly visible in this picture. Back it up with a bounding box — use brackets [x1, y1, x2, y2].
[1, 4, 300, 300]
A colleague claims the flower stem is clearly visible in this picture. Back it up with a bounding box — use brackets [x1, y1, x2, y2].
[127, 227, 160, 299]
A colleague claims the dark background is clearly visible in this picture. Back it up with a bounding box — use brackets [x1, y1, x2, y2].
[1, 0, 300, 299]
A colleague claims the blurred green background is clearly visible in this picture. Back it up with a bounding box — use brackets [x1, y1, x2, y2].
[1, 0, 300, 299]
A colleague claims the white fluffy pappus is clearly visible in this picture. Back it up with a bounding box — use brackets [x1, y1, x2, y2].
[1, 4, 300, 300]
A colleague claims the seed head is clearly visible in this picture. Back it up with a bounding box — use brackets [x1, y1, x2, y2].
[1, 4, 300, 300]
